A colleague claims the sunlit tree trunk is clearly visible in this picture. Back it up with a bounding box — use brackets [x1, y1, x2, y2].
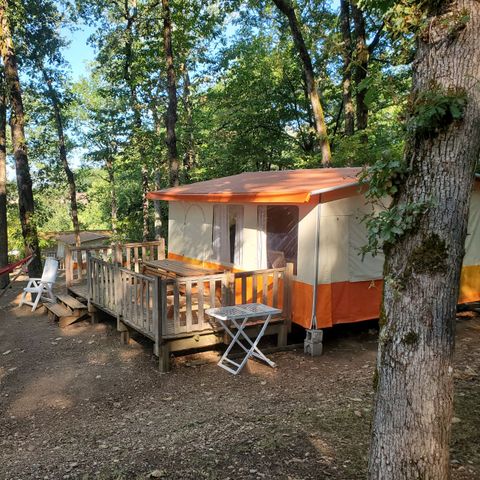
[162, 0, 179, 186]
[43, 71, 81, 247]
[369, 2, 480, 479]
[0, 67, 8, 288]
[0, 0, 42, 276]
[340, 0, 354, 136]
[272, 0, 331, 166]
[181, 62, 195, 178]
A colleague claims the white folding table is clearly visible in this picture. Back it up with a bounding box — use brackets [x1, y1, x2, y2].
[206, 303, 281, 375]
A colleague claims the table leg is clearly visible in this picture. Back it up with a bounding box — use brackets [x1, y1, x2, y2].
[217, 314, 276, 374]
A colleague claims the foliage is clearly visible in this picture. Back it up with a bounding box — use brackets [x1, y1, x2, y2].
[406, 86, 467, 138]
[3, 0, 415, 247]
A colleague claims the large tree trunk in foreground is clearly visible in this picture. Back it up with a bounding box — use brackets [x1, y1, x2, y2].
[340, 0, 354, 136]
[351, 3, 368, 133]
[43, 71, 81, 247]
[0, 0, 42, 277]
[272, 0, 331, 166]
[162, 0, 179, 186]
[369, 2, 480, 479]
[0, 68, 8, 288]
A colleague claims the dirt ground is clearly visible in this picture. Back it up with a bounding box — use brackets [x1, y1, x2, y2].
[1, 280, 479, 480]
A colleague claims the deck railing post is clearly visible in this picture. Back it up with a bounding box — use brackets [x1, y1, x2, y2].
[285, 262, 294, 332]
[65, 245, 73, 288]
[226, 271, 235, 306]
[115, 243, 123, 267]
[86, 252, 92, 301]
[153, 277, 161, 356]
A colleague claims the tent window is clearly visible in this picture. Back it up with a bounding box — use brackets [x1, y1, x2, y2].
[266, 205, 298, 273]
[212, 204, 244, 265]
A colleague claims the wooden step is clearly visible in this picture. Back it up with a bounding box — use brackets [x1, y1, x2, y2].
[57, 294, 87, 311]
[45, 302, 71, 319]
[44, 301, 89, 328]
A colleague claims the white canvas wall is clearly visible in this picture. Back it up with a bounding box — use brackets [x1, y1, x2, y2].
[168, 202, 214, 262]
[168, 201, 258, 270]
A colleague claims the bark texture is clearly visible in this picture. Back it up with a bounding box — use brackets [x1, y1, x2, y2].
[351, 2, 368, 132]
[0, 0, 42, 276]
[181, 62, 195, 177]
[368, 2, 480, 479]
[340, 0, 354, 136]
[43, 71, 81, 247]
[272, 0, 331, 166]
[0, 67, 8, 288]
[162, 0, 179, 186]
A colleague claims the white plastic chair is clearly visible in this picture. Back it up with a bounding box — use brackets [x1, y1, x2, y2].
[19, 258, 59, 311]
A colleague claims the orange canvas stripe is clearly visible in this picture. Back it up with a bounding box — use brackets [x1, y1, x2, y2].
[459, 264, 480, 304]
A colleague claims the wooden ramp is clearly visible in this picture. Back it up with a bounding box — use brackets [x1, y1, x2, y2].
[44, 294, 89, 328]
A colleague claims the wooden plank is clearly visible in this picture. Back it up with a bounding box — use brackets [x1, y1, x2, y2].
[185, 280, 192, 332]
[134, 247, 139, 273]
[197, 281, 204, 327]
[126, 247, 131, 270]
[252, 274, 257, 303]
[173, 282, 180, 333]
[57, 294, 86, 311]
[44, 302, 71, 318]
[262, 272, 268, 305]
[209, 279, 216, 309]
[273, 271, 279, 308]
[241, 276, 247, 304]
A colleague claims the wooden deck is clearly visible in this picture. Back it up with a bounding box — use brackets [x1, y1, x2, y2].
[63, 240, 293, 372]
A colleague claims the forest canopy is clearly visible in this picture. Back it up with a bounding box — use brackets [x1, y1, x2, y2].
[0, 0, 436, 252]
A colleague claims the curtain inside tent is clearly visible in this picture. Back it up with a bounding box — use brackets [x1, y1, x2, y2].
[257, 205, 299, 273]
[212, 204, 244, 265]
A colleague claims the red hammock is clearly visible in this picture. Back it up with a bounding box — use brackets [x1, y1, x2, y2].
[0, 255, 33, 276]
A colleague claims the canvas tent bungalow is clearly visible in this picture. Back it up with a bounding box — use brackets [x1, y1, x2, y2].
[148, 168, 480, 331]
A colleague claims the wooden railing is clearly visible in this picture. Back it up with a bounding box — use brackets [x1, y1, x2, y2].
[85, 254, 293, 366]
[119, 268, 157, 340]
[88, 256, 118, 315]
[121, 240, 165, 272]
[233, 264, 293, 319]
[159, 272, 234, 337]
[65, 239, 165, 287]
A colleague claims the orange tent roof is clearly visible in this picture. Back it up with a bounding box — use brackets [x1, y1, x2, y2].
[147, 167, 364, 204]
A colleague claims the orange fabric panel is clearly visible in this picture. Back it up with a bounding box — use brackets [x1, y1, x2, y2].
[459, 264, 480, 303]
[291, 279, 381, 328]
[291, 281, 333, 329]
[331, 280, 383, 325]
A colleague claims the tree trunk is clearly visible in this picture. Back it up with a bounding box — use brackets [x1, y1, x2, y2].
[368, 2, 480, 479]
[0, 0, 42, 277]
[181, 62, 195, 178]
[340, 0, 354, 136]
[124, 0, 149, 241]
[43, 71, 81, 247]
[162, 0, 179, 186]
[272, 0, 331, 166]
[351, 2, 368, 133]
[105, 156, 118, 237]
[0, 67, 8, 288]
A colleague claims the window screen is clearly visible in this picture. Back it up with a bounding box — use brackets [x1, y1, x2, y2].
[266, 205, 299, 273]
